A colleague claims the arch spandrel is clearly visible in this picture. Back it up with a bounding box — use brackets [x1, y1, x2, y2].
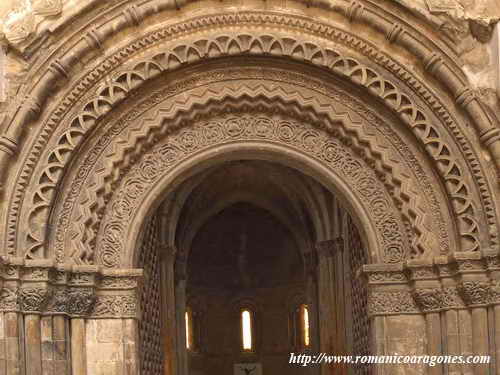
[0, 5, 496, 266]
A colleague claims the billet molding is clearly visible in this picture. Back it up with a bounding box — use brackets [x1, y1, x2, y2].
[0, 257, 142, 318]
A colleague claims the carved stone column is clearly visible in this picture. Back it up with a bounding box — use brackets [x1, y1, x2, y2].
[363, 264, 425, 375]
[68, 266, 98, 375]
[20, 260, 54, 375]
[303, 249, 320, 375]
[86, 269, 142, 375]
[175, 252, 188, 375]
[407, 260, 443, 375]
[0, 258, 142, 375]
[0, 258, 24, 375]
[455, 253, 490, 375]
[315, 238, 343, 375]
[434, 256, 465, 375]
[487, 253, 500, 375]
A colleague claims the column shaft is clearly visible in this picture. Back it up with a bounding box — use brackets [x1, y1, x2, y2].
[5, 312, 22, 375]
[472, 307, 489, 375]
[24, 315, 42, 375]
[53, 316, 70, 373]
[426, 312, 442, 375]
[444, 310, 461, 375]
[70, 318, 86, 375]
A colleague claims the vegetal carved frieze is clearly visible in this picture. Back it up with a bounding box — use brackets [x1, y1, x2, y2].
[96, 112, 405, 267]
[19, 286, 53, 312]
[458, 281, 491, 306]
[412, 288, 443, 312]
[368, 290, 419, 315]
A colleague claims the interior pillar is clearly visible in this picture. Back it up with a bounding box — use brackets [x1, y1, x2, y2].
[175, 253, 188, 375]
[407, 260, 444, 375]
[316, 238, 344, 375]
[160, 246, 178, 375]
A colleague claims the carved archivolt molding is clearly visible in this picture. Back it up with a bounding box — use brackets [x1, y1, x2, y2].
[1, 0, 485, 50]
[50, 66, 449, 267]
[0, 257, 142, 318]
[33, 32, 477, 256]
[2, 11, 497, 263]
[98, 111, 405, 267]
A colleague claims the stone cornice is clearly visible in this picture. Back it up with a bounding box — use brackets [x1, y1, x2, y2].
[0, 257, 142, 318]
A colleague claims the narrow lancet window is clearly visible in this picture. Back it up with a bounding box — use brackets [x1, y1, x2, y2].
[185, 310, 192, 350]
[302, 304, 310, 348]
[242, 309, 252, 351]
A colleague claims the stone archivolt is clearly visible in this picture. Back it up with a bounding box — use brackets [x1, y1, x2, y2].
[0, 5, 497, 267]
[17, 29, 480, 258]
[0, 257, 142, 318]
[101, 112, 405, 267]
[52, 65, 451, 268]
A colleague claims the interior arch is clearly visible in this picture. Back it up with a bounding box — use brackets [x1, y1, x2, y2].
[136, 158, 372, 375]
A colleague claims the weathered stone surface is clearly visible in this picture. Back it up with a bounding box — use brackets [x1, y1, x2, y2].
[0, 0, 498, 374]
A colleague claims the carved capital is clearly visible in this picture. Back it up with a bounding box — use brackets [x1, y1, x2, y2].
[66, 288, 97, 316]
[441, 286, 465, 308]
[458, 281, 491, 306]
[99, 276, 138, 290]
[367, 290, 419, 315]
[0, 287, 19, 311]
[412, 288, 443, 312]
[0, 261, 141, 317]
[19, 286, 53, 312]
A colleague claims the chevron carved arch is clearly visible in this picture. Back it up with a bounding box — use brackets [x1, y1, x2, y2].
[4, 11, 496, 264]
[47, 63, 453, 268]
